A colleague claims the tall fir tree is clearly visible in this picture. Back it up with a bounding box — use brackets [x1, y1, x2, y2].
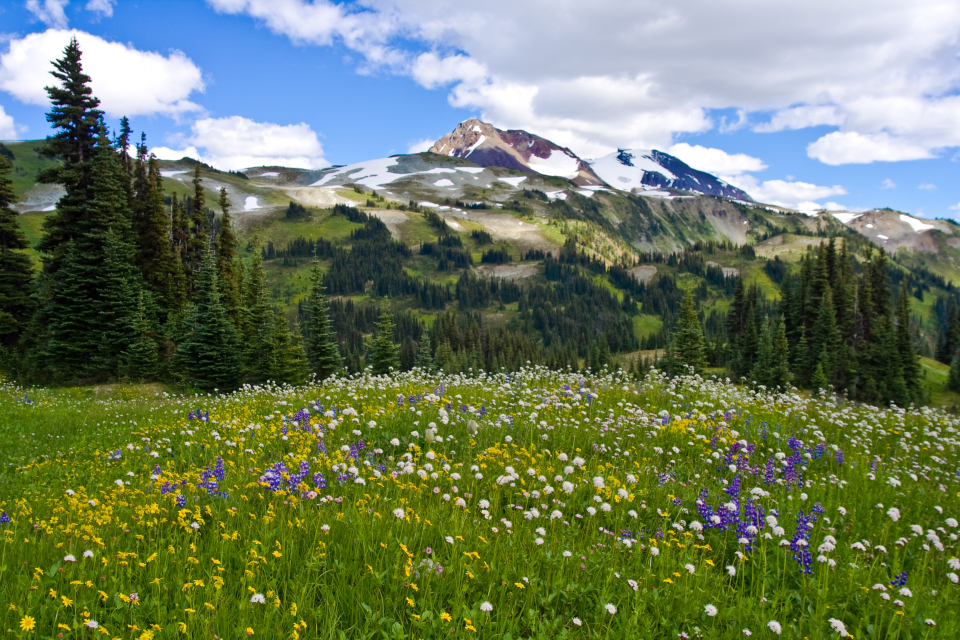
[304, 260, 342, 380]
[369, 304, 401, 375]
[216, 187, 241, 328]
[671, 290, 707, 374]
[36, 38, 103, 274]
[177, 241, 241, 391]
[768, 316, 793, 389]
[240, 238, 273, 381]
[187, 161, 207, 275]
[751, 320, 773, 386]
[895, 282, 922, 403]
[948, 354, 960, 393]
[414, 329, 435, 372]
[134, 152, 179, 317]
[123, 290, 158, 381]
[0, 154, 35, 354]
[808, 289, 841, 384]
[43, 129, 142, 381]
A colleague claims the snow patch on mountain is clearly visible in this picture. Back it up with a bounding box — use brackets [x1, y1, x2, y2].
[900, 214, 934, 232]
[527, 149, 580, 179]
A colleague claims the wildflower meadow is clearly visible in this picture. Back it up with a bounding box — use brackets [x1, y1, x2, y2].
[0, 368, 958, 639]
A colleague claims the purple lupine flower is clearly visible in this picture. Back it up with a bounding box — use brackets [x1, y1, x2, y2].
[835, 449, 844, 466]
[0, 512, 10, 523]
[313, 472, 327, 489]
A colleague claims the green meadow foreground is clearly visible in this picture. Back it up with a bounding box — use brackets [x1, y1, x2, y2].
[0, 370, 958, 639]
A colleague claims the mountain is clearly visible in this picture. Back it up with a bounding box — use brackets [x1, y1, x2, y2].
[429, 119, 752, 201]
[429, 119, 606, 186]
[587, 148, 752, 201]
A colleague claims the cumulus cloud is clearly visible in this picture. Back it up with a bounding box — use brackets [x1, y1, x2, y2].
[667, 143, 766, 176]
[211, 0, 960, 163]
[806, 131, 935, 165]
[754, 105, 844, 133]
[157, 116, 328, 171]
[85, 0, 116, 18]
[881, 178, 896, 189]
[725, 174, 847, 211]
[0, 29, 205, 118]
[406, 137, 435, 153]
[0, 105, 18, 139]
[25, 0, 69, 29]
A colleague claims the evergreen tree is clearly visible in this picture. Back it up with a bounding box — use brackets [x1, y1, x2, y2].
[217, 187, 241, 328]
[123, 290, 158, 381]
[188, 161, 207, 273]
[810, 358, 829, 395]
[768, 316, 793, 389]
[948, 354, 960, 393]
[36, 38, 103, 273]
[304, 260, 342, 380]
[0, 154, 35, 352]
[414, 329, 435, 372]
[671, 290, 707, 374]
[809, 289, 841, 384]
[751, 319, 773, 386]
[285, 320, 310, 385]
[135, 153, 179, 316]
[240, 239, 273, 381]
[895, 282, 922, 403]
[177, 241, 241, 391]
[369, 304, 401, 375]
[43, 129, 141, 380]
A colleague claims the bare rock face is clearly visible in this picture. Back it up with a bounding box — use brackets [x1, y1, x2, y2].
[429, 119, 605, 186]
[833, 209, 957, 254]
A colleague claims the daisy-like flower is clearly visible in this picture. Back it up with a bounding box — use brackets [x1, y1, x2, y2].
[767, 621, 782, 635]
[726, 565, 736, 577]
[250, 593, 266, 604]
[480, 602, 493, 612]
[85, 621, 99, 629]
[572, 618, 582, 626]
[705, 604, 718, 617]
[829, 618, 847, 635]
[64, 554, 76, 562]
[685, 564, 695, 574]
[19, 616, 35, 631]
[83, 550, 94, 558]
[393, 508, 405, 519]
[926, 620, 936, 627]
[604, 603, 617, 615]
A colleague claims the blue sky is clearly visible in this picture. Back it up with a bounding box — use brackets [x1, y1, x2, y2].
[1, 0, 959, 218]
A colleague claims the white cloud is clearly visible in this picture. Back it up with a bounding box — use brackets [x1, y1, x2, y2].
[212, 0, 960, 164]
[919, 183, 936, 190]
[159, 116, 327, 171]
[881, 178, 896, 189]
[151, 145, 201, 162]
[25, 0, 69, 29]
[406, 137, 435, 153]
[0, 105, 17, 139]
[411, 52, 487, 90]
[0, 29, 204, 118]
[85, 0, 115, 18]
[667, 143, 766, 176]
[725, 173, 847, 211]
[754, 105, 844, 133]
[806, 131, 935, 165]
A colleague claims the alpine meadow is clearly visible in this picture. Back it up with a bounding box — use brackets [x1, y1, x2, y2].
[0, 20, 959, 640]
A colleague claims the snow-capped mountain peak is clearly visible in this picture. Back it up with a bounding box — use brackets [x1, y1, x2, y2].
[429, 119, 605, 186]
[587, 148, 751, 201]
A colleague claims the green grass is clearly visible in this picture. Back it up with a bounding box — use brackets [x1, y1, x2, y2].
[0, 369, 958, 639]
[632, 314, 663, 338]
[15, 212, 47, 268]
[3, 140, 61, 202]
